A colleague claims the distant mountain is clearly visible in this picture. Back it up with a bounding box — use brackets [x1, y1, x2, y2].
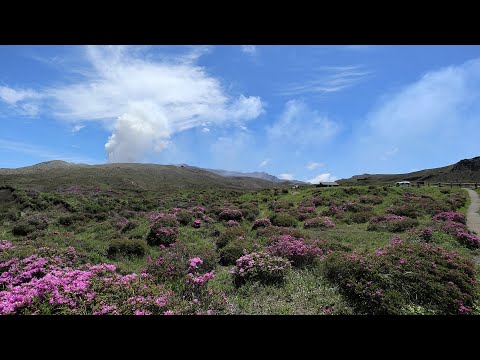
[202, 168, 282, 183]
[339, 156, 480, 184]
[0, 161, 287, 192]
[200, 167, 306, 184]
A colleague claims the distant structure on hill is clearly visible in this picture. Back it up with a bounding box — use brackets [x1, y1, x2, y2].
[315, 181, 339, 187]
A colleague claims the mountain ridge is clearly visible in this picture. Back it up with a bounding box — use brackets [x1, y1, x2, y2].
[339, 156, 480, 183]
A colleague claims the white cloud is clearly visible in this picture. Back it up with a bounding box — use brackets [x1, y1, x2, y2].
[278, 65, 370, 96]
[355, 58, 480, 168]
[268, 100, 340, 147]
[380, 146, 399, 160]
[279, 173, 294, 180]
[241, 45, 256, 55]
[0, 86, 40, 105]
[0, 46, 264, 163]
[201, 127, 210, 133]
[306, 161, 323, 170]
[307, 173, 337, 184]
[72, 125, 85, 134]
[259, 159, 269, 168]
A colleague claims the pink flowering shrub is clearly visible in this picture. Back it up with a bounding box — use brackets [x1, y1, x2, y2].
[146, 213, 179, 246]
[231, 251, 291, 286]
[192, 219, 202, 228]
[267, 235, 324, 267]
[226, 220, 239, 227]
[0, 240, 14, 252]
[144, 243, 189, 282]
[359, 195, 383, 205]
[252, 217, 272, 230]
[0, 250, 174, 315]
[324, 238, 476, 315]
[433, 211, 466, 224]
[296, 206, 317, 221]
[304, 217, 335, 229]
[367, 215, 418, 232]
[415, 227, 434, 242]
[433, 216, 480, 249]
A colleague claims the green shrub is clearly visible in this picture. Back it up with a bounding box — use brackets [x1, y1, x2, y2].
[107, 239, 147, 258]
[176, 209, 193, 226]
[121, 220, 139, 233]
[58, 214, 86, 226]
[344, 211, 374, 224]
[12, 223, 35, 236]
[219, 238, 255, 266]
[256, 225, 307, 239]
[270, 213, 297, 228]
[324, 239, 476, 314]
[216, 226, 245, 249]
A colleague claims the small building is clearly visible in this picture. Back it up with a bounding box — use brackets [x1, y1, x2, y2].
[316, 182, 340, 187]
[395, 181, 411, 187]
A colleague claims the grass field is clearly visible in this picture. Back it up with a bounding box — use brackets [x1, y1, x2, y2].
[1, 182, 479, 315]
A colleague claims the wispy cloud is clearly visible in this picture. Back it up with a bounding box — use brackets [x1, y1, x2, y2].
[306, 161, 323, 170]
[354, 57, 480, 172]
[241, 45, 256, 55]
[307, 173, 337, 184]
[71, 124, 85, 134]
[279, 173, 294, 180]
[0, 46, 264, 163]
[277, 65, 371, 96]
[268, 100, 341, 147]
[259, 159, 269, 168]
[0, 139, 98, 164]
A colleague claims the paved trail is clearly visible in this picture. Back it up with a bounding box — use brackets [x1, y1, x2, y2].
[464, 188, 480, 235]
[464, 188, 480, 265]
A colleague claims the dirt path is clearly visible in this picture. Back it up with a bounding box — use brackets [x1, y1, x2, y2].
[464, 188, 480, 236]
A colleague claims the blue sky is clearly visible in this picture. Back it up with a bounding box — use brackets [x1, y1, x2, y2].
[1, 45, 480, 183]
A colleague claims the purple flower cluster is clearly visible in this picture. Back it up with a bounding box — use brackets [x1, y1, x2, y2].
[370, 214, 406, 224]
[433, 212, 466, 224]
[0, 240, 14, 252]
[252, 218, 272, 230]
[226, 220, 239, 227]
[192, 219, 202, 228]
[267, 235, 323, 267]
[0, 254, 173, 315]
[304, 216, 335, 229]
[231, 251, 291, 285]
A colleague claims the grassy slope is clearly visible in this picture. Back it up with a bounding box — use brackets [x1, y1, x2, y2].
[1, 180, 478, 314]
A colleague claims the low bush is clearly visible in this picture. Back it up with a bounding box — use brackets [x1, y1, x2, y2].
[324, 237, 477, 314]
[219, 237, 255, 266]
[231, 251, 291, 286]
[270, 213, 297, 228]
[267, 235, 324, 267]
[218, 209, 243, 221]
[12, 223, 35, 236]
[176, 209, 193, 226]
[304, 217, 335, 229]
[367, 215, 418, 232]
[256, 226, 307, 239]
[252, 218, 272, 230]
[344, 211, 374, 224]
[216, 227, 245, 249]
[107, 239, 147, 259]
[58, 214, 86, 227]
